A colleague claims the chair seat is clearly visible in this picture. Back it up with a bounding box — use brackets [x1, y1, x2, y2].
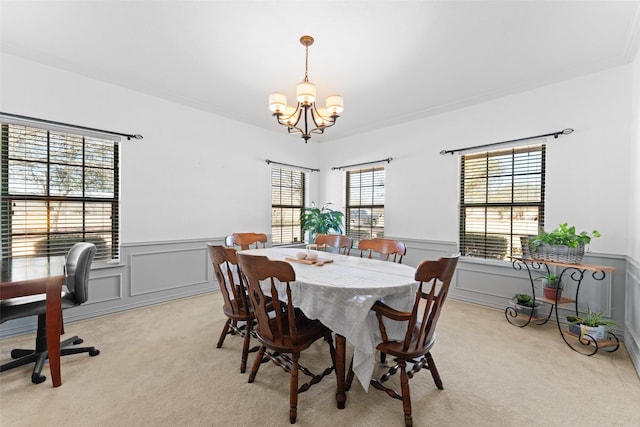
[0, 291, 78, 323]
[257, 309, 330, 353]
[376, 324, 436, 359]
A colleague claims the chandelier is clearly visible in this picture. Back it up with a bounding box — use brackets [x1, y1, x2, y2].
[268, 35, 343, 143]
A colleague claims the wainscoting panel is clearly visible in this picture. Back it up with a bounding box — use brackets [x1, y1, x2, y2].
[130, 247, 208, 296]
[0, 238, 223, 339]
[625, 258, 640, 376]
[87, 273, 123, 303]
[398, 237, 458, 268]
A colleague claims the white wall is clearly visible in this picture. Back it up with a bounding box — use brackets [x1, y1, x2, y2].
[1, 53, 322, 243]
[630, 53, 640, 262]
[320, 66, 633, 256]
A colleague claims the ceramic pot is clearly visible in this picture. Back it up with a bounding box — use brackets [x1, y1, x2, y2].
[543, 287, 562, 300]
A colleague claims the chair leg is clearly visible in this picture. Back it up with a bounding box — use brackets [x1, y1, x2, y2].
[248, 346, 266, 383]
[425, 352, 443, 390]
[399, 360, 413, 427]
[240, 320, 253, 373]
[217, 319, 231, 348]
[289, 352, 299, 424]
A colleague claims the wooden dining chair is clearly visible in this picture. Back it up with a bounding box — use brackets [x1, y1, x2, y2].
[314, 234, 353, 255]
[207, 244, 259, 373]
[345, 255, 459, 427]
[227, 232, 268, 250]
[358, 238, 406, 263]
[237, 252, 336, 424]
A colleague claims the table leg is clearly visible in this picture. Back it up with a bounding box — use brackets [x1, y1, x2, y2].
[335, 334, 346, 409]
[45, 279, 62, 387]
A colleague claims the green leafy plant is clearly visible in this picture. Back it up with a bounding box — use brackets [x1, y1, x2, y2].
[530, 223, 600, 250]
[300, 202, 344, 241]
[513, 293, 535, 308]
[568, 307, 617, 328]
[534, 273, 562, 289]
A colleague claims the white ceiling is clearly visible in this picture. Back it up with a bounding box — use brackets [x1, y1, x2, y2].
[2, 1, 640, 142]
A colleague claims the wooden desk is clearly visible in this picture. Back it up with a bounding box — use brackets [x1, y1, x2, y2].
[243, 247, 418, 408]
[0, 275, 64, 387]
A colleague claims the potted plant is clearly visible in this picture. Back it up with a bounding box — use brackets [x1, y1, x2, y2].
[529, 223, 600, 264]
[509, 293, 542, 317]
[567, 307, 617, 341]
[535, 273, 563, 300]
[300, 202, 344, 243]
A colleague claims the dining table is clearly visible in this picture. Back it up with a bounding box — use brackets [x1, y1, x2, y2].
[1, 259, 65, 387]
[241, 246, 418, 408]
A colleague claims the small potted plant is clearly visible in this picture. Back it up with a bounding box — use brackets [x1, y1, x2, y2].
[567, 307, 617, 341]
[535, 273, 563, 300]
[300, 202, 344, 244]
[529, 223, 600, 264]
[509, 293, 542, 317]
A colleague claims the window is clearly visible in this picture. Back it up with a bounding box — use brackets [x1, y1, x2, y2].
[346, 167, 385, 242]
[459, 145, 545, 260]
[271, 167, 305, 245]
[1, 123, 119, 262]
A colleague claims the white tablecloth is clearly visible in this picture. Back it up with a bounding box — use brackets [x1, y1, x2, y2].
[242, 247, 418, 391]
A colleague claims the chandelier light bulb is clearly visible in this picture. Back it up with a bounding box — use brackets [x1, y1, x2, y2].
[296, 81, 316, 104]
[325, 95, 344, 115]
[269, 93, 287, 113]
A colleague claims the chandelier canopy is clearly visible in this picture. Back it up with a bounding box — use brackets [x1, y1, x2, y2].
[268, 35, 343, 143]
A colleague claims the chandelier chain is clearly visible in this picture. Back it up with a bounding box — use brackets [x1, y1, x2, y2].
[304, 44, 309, 82]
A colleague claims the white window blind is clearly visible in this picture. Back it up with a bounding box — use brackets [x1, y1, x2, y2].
[1, 123, 119, 262]
[460, 145, 545, 260]
[346, 167, 385, 243]
[271, 167, 305, 245]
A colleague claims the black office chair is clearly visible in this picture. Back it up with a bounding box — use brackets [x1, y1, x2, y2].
[0, 242, 99, 384]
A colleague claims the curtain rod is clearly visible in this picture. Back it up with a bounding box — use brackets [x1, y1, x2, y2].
[0, 112, 143, 141]
[265, 159, 320, 172]
[440, 128, 573, 155]
[331, 157, 393, 171]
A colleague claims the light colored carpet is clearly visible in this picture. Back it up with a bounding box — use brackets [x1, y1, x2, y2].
[1, 292, 639, 427]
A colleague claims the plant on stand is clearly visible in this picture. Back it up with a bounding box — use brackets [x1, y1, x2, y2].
[528, 223, 600, 264]
[567, 307, 617, 341]
[535, 273, 563, 300]
[510, 293, 542, 317]
[300, 202, 344, 244]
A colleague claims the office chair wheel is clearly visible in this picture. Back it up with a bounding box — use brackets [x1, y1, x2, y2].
[31, 373, 46, 384]
[89, 349, 100, 357]
[72, 338, 84, 345]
